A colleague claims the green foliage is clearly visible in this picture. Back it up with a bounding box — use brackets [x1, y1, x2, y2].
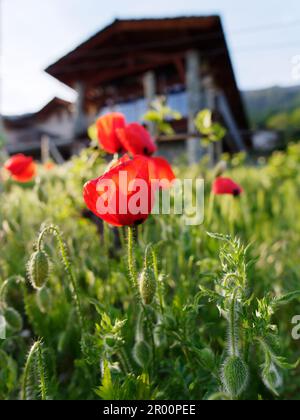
[21, 340, 48, 400]
[266, 108, 300, 142]
[0, 143, 300, 399]
[0, 350, 18, 399]
[243, 85, 300, 130]
[194, 109, 227, 145]
[142, 97, 182, 135]
[96, 361, 153, 400]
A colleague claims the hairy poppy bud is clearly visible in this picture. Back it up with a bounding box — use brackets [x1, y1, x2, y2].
[222, 356, 248, 398]
[133, 340, 152, 369]
[3, 307, 23, 333]
[214, 160, 228, 178]
[36, 287, 52, 313]
[35, 180, 48, 203]
[28, 250, 49, 290]
[139, 267, 156, 305]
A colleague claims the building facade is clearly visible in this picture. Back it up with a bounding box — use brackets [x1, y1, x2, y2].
[46, 16, 251, 163]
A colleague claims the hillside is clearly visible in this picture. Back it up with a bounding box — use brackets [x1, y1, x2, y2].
[242, 85, 300, 128]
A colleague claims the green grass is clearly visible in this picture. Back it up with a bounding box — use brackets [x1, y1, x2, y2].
[0, 144, 300, 400]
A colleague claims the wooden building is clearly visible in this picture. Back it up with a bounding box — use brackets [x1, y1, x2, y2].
[46, 16, 250, 163]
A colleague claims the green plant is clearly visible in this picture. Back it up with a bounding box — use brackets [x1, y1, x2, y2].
[143, 96, 182, 135]
[0, 143, 300, 400]
[199, 233, 300, 400]
[194, 109, 227, 145]
[21, 340, 48, 400]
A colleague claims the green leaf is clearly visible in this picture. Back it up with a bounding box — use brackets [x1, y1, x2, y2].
[96, 360, 114, 400]
[273, 291, 300, 307]
[207, 232, 231, 242]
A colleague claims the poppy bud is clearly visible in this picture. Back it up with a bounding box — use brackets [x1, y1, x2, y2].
[3, 307, 23, 333]
[36, 287, 52, 313]
[34, 180, 48, 203]
[139, 267, 156, 305]
[222, 356, 248, 398]
[133, 340, 152, 368]
[28, 250, 49, 290]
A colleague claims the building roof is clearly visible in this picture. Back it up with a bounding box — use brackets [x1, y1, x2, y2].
[3, 97, 72, 129]
[45, 16, 249, 131]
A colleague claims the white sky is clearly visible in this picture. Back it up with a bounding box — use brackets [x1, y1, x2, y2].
[1, 0, 300, 115]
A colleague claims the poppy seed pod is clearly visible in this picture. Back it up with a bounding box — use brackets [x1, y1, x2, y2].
[3, 307, 23, 333]
[133, 340, 152, 369]
[28, 250, 50, 290]
[222, 356, 248, 398]
[139, 267, 157, 305]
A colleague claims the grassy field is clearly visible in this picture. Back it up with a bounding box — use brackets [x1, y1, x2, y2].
[0, 144, 300, 400]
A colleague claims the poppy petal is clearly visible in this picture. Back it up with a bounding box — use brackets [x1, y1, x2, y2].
[4, 154, 36, 183]
[116, 123, 157, 156]
[212, 177, 243, 196]
[83, 155, 153, 227]
[96, 113, 126, 154]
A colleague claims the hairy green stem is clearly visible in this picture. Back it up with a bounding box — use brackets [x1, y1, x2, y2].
[127, 226, 137, 289]
[207, 192, 215, 226]
[151, 247, 164, 314]
[37, 225, 85, 332]
[228, 289, 239, 357]
[22, 340, 47, 401]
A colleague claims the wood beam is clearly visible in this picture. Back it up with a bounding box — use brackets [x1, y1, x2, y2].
[186, 50, 205, 164]
[143, 71, 156, 137]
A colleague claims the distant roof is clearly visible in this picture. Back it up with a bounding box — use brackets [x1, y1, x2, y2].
[3, 97, 72, 129]
[45, 16, 248, 130]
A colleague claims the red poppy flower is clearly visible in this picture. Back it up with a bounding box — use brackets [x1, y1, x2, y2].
[4, 154, 37, 183]
[148, 157, 176, 189]
[44, 162, 55, 171]
[96, 113, 126, 154]
[116, 123, 157, 156]
[212, 177, 243, 196]
[83, 155, 154, 227]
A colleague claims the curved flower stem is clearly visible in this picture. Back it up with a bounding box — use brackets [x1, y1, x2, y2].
[140, 303, 156, 376]
[207, 192, 215, 226]
[228, 289, 239, 357]
[22, 340, 48, 401]
[228, 196, 235, 237]
[151, 246, 164, 315]
[37, 343, 47, 401]
[0, 276, 24, 303]
[37, 225, 85, 332]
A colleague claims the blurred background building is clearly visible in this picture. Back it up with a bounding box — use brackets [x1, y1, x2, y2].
[2, 15, 292, 162]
